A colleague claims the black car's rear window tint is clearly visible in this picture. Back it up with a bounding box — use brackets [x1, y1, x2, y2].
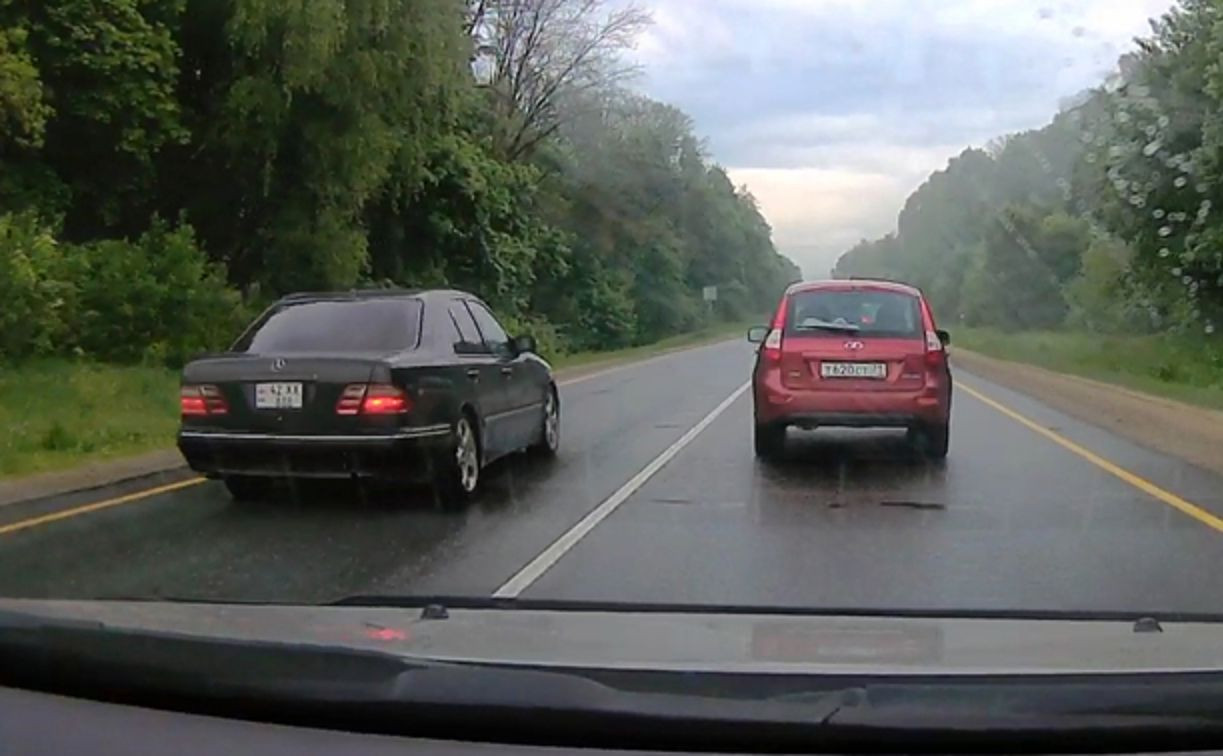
[234, 299, 422, 353]
[787, 289, 922, 338]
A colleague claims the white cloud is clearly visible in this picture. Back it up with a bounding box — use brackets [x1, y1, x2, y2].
[628, 0, 1176, 275]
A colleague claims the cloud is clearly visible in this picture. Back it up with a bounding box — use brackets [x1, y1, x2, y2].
[628, 0, 1174, 275]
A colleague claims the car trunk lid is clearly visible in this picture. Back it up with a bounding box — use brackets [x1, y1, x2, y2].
[182, 353, 393, 434]
[779, 286, 928, 392]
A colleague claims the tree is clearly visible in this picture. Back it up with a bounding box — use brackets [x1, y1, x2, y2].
[472, 0, 651, 160]
[0, 25, 49, 149]
[0, 0, 188, 236]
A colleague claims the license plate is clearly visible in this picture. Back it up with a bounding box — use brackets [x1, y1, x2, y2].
[255, 382, 303, 409]
[820, 362, 887, 379]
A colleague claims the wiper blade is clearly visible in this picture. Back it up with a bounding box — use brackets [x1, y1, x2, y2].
[794, 321, 861, 333]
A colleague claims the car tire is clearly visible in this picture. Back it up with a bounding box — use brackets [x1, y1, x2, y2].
[223, 475, 271, 501]
[911, 422, 950, 460]
[435, 414, 481, 507]
[754, 420, 785, 460]
[528, 387, 560, 458]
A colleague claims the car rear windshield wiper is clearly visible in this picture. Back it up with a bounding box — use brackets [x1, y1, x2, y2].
[794, 320, 861, 333]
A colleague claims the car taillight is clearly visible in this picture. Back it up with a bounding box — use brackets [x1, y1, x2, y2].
[362, 384, 410, 414]
[924, 329, 945, 368]
[763, 297, 787, 363]
[181, 384, 228, 416]
[335, 384, 366, 415]
[336, 383, 411, 415]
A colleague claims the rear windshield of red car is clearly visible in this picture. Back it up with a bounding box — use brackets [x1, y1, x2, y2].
[786, 289, 922, 338]
[233, 299, 423, 353]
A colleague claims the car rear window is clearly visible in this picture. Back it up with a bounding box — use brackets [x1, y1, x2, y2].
[786, 289, 922, 338]
[233, 299, 422, 353]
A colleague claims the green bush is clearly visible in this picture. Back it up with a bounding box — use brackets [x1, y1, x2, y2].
[0, 212, 75, 360]
[72, 219, 246, 365]
[0, 214, 245, 366]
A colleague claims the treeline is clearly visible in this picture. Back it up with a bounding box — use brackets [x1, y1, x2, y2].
[835, 0, 1221, 337]
[0, 0, 798, 365]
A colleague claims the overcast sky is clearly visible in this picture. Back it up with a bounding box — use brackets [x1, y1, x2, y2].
[628, 0, 1173, 277]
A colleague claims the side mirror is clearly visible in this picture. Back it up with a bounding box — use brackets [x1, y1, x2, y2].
[936, 329, 951, 346]
[746, 326, 769, 344]
[512, 334, 538, 354]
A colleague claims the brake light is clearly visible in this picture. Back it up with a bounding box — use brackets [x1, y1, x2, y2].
[763, 297, 787, 363]
[181, 384, 228, 416]
[336, 383, 411, 415]
[362, 384, 410, 414]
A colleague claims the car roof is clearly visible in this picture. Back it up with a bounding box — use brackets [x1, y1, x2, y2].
[786, 278, 923, 297]
[277, 288, 480, 304]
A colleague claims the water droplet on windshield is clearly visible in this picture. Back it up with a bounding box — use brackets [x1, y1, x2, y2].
[1153, 208, 1166, 219]
[1175, 176, 1189, 188]
[1159, 225, 1173, 237]
[1159, 247, 1171, 257]
[1143, 140, 1162, 156]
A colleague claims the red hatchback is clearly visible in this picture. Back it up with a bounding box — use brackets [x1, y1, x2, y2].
[748, 279, 952, 459]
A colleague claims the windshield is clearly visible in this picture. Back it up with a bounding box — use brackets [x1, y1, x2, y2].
[5, 0, 1223, 738]
[234, 299, 423, 354]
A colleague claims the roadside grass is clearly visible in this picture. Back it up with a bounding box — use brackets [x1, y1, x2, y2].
[0, 360, 180, 478]
[953, 327, 1223, 411]
[0, 320, 753, 480]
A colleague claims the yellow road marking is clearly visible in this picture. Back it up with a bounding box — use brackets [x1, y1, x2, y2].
[0, 477, 205, 537]
[956, 381, 1223, 534]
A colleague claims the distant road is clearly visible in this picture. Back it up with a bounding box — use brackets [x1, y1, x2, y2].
[3, 339, 1223, 616]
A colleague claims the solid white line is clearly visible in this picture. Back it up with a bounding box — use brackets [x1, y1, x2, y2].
[492, 380, 751, 598]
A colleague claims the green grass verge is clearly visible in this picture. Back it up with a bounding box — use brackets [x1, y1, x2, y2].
[0, 321, 754, 480]
[953, 327, 1223, 411]
[0, 360, 180, 478]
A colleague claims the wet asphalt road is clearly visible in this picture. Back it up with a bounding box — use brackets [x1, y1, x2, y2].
[2, 339, 1223, 615]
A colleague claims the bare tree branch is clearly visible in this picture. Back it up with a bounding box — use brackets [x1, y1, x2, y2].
[473, 0, 651, 160]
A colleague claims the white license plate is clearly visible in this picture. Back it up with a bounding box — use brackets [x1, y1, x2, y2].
[255, 382, 303, 409]
[820, 362, 887, 379]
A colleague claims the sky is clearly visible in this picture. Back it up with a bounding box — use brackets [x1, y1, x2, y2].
[628, 0, 1174, 277]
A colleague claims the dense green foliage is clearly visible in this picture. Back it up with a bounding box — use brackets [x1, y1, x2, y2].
[835, 0, 1222, 337]
[0, 0, 798, 365]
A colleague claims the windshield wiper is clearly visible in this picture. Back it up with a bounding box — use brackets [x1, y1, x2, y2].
[794, 321, 861, 333]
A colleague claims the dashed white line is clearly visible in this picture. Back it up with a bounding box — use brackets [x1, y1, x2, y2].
[492, 381, 751, 598]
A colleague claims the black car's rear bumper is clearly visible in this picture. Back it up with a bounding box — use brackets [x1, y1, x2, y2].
[177, 425, 452, 481]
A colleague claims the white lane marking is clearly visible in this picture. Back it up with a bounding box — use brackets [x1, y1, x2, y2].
[492, 381, 751, 598]
[555, 339, 736, 388]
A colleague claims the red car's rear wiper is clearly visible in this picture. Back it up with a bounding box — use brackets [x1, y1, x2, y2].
[794, 321, 861, 333]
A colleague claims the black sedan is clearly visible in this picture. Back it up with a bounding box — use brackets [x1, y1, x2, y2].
[176, 289, 559, 505]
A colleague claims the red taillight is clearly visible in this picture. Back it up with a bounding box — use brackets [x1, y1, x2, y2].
[362, 384, 410, 414]
[336, 383, 411, 415]
[763, 297, 788, 363]
[181, 384, 227, 416]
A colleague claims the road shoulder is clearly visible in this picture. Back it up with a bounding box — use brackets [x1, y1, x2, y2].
[953, 347, 1223, 477]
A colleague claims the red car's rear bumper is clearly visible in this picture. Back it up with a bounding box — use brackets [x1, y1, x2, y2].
[753, 366, 950, 428]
